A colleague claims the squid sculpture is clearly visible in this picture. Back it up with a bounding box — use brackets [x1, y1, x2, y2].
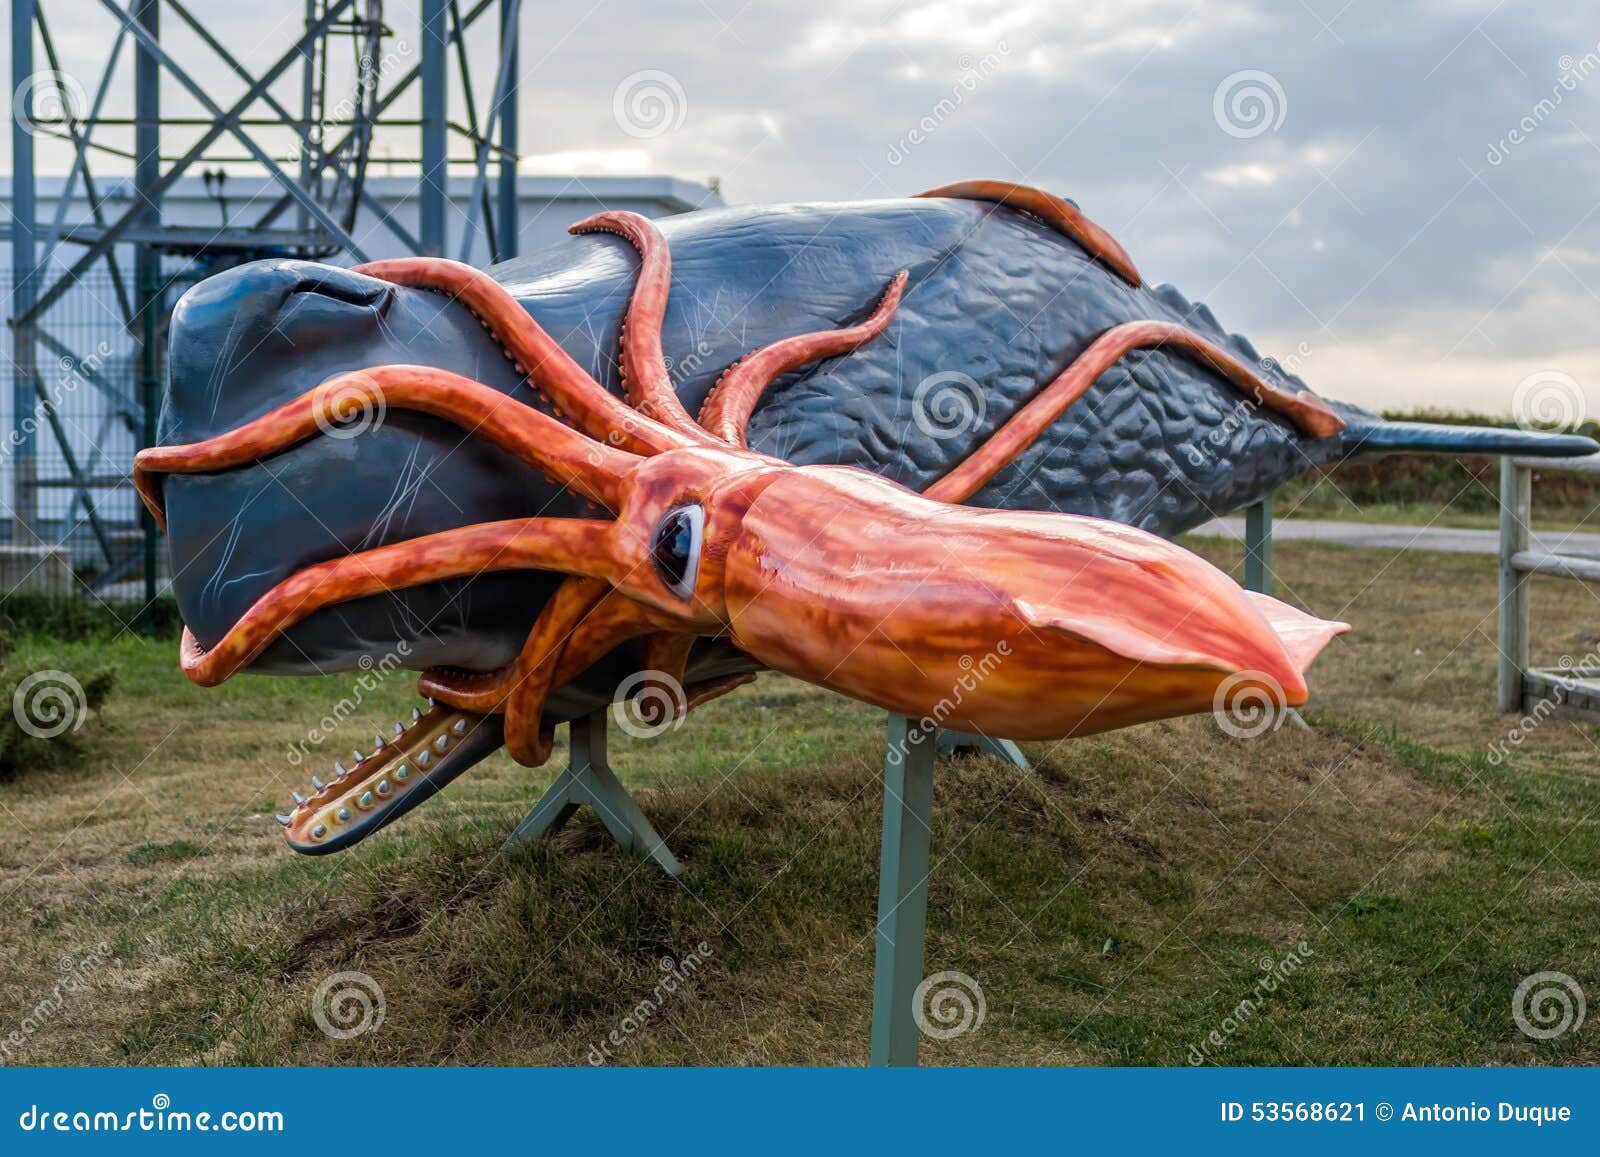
[133, 182, 1593, 854]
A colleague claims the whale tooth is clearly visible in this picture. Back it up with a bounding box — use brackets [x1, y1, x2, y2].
[311, 824, 327, 839]
[376, 780, 392, 797]
[426, 698, 435, 709]
[411, 707, 422, 723]
[394, 764, 410, 781]
[276, 814, 292, 826]
[291, 790, 307, 805]
[374, 734, 386, 749]
[333, 761, 347, 778]
[433, 734, 450, 752]
[310, 776, 326, 790]
[336, 808, 351, 822]
[357, 791, 375, 810]
[451, 718, 468, 735]
[394, 722, 405, 736]
[417, 749, 431, 767]
[353, 750, 364, 764]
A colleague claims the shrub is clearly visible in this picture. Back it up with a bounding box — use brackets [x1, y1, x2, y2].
[0, 594, 182, 641]
[0, 630, 116, 779]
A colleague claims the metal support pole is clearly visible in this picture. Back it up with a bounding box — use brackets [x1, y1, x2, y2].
[502, 710, 683, 877]
[870, 714, 936, 1066]
[296, 0, 315, 237]
[10, 0, 39, 544]
[134, 0, 161, 618]
[97, 0, 369, 261]
[496, 0, 520, 259]
[419, 0, 449, 256]
[1498, 457, 1531, 713]
[21, 1, 360, 330]
[1244, 495, 1272, 595]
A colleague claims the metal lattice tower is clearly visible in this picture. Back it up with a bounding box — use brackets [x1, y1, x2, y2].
[7, 0, 521, 604]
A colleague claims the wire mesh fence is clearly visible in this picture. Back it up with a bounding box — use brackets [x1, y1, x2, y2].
[2, 267, 153, 593]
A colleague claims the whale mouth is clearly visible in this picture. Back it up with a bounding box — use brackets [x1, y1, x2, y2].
[278, 702, 505, 854]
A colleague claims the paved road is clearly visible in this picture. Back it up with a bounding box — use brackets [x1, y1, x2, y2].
[1191, 517, 1600, 558]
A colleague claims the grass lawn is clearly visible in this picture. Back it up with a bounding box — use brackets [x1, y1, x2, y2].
[2, 538, 1599, 1066]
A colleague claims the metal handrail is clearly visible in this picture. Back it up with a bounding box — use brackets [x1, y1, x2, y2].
[1497, 452, 1600, 711]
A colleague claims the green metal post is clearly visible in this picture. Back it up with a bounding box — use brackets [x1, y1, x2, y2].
[1498, 457, 1531, 713]
[419, 0, 448, 257]
[11, 0, 39, 546]
[1244, 495, 1273, 595]
[135, 0, 161, 622]
[502, 710, 682, 877]
[870, 713, 936, 1066]
[496, 0, 520, 258]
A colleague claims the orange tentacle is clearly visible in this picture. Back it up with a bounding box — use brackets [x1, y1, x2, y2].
[425, 588, 704, 766]
[179, 517, 618, 688]
[418, 576, 611, 714]
[915, 180, 1142, 287]
[923, 320, 1346, 504]
[352, 257, 693, 455]
[641, 632, 695, 685]
[568, 211, 718, 442]
[506, 590, 676, 764]
[699, 272, 909, 448]
[549, 592, 675, 689]
[133, 366, 638, 528]
[683, 671, 758, 712]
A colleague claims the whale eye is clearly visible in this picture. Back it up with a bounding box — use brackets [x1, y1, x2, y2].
[651, 505, 705, 599]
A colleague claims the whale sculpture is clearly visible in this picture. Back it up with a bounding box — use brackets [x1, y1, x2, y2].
[133, 181, 1592, 854]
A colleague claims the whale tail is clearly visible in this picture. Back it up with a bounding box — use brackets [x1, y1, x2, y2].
[1331, 409, 1596, 459]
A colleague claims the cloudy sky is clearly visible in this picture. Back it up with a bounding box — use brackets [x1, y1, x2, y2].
[13, 0, 1600, 416]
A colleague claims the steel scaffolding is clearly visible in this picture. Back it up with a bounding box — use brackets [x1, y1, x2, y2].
[6, 0, 522, 603]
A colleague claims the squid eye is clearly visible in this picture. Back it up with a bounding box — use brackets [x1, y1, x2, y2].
[651, 505, 705, 599]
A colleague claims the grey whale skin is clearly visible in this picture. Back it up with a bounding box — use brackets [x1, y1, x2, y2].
[157, 194, 1593, 717]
